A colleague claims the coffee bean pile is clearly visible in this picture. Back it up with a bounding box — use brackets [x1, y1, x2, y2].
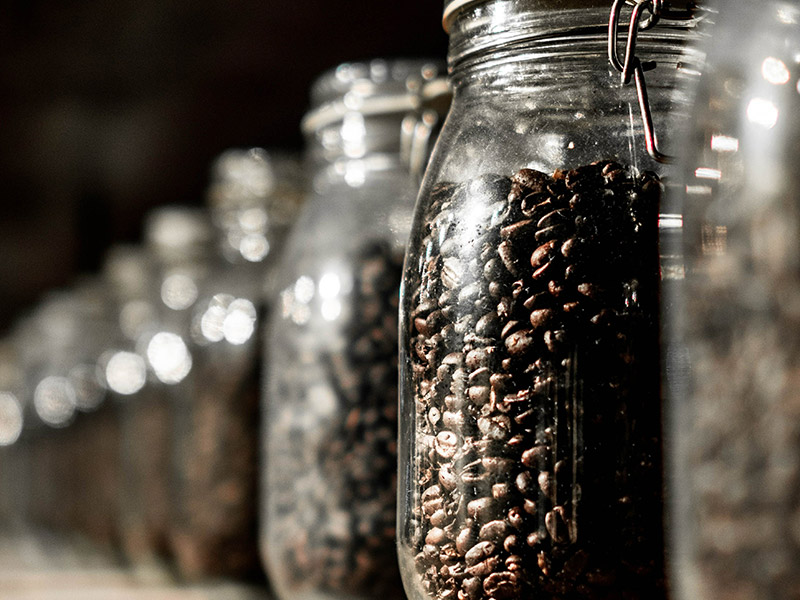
[267, 241, 405, 600]
[404, 161, 665, 599]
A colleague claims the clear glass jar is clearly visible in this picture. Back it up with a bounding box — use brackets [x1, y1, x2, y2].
[101, 244, 169, 564]
[0, 340, 28, 527]
[12, 285, 116, 542]
[667, 2, 800, 599]
[168, 149, 303, 581]
[133, 207, 212, 573]
[398, 2, 704, 599]
[262, 58, 445, 600]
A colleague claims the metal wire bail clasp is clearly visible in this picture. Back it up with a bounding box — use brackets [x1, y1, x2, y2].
[608, 0, 674, 163]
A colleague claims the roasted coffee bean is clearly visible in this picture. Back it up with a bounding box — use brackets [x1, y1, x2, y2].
[406, 165, 663, 599]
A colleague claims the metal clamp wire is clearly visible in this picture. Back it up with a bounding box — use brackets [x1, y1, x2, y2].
[608, 0, 671, 163]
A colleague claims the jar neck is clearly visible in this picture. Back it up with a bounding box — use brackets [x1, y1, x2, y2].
[448, 1, 703, 91]
[304, 111, 409, 167]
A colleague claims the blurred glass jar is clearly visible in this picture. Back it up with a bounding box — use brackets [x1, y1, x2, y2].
[168, 149, 303, 581]
[667, 2, 800, 599]
[101, 244, 169, 565]
[262, 58, 446, 600]
[129, 207, 212, 574]
[397, 2, 705, 600]
[13, 284, 116, 542]
[0, 340, 28, 527]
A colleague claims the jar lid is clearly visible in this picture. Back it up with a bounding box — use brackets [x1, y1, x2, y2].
[302, 59, 444, 134]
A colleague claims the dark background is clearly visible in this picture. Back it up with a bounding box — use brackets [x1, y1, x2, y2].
[0, 1, 447, 332]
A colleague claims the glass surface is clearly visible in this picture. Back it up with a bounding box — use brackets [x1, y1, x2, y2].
[668, 2, 800, 599]
[398, 3, 703, 600]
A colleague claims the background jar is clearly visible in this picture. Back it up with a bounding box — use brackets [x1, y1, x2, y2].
[168, 148, 303, 581]
[667, 2, 800, 599]
[101, 244, 170, 567]
[398, 2, 704, 600]
[262, 58, 445, 600]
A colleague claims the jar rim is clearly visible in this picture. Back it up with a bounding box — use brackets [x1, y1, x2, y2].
[443, 0, 612, 33]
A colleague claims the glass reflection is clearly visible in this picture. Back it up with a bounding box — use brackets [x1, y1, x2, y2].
[33, 375, 76, 427]
[0, 391, 23, 446]
[105, 351, 147, 395]
[146, 332, 192, 384]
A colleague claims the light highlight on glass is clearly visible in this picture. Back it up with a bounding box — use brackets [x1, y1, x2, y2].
[240, 233, 270, 262]
[762, 57, 791, 85]
[106, 351, 147, 395]
[319, 272, 342, 299]
[695, 167, 723, 180]
[321, 298, 343, 322]
[294, 276, 315, 304]
[223, 298, 257, 345]
[161, 272, 199, 310]
[147, 332, 192, 384]
[34, 376, 77, 427]
[710, 134, 740, 153]
[0, 392, 23, 446]
[747, 97, 780, 128]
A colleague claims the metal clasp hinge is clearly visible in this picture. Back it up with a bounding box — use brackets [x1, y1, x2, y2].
[608, 0, 695, 164]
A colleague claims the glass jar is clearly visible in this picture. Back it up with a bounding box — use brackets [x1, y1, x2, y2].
[101, 244, 169, 565]
[667, 2, 800, 599]
[398, 2, 704, 599]
[12, 285, 116, 542]
[133, 207, 213, 573]
[0, 340, 27, 527]
[168, 149, 303, 581]
[262, 58, 445, 600]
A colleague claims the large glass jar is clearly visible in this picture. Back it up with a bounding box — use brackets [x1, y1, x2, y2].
[668, 2, 800, 599]
[398, 2, 704, 599]
[168, 149, 303, 581]
[262, 59, 444, 600]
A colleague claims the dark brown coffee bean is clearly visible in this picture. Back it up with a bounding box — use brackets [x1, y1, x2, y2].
[537, 208, 569, 230]
[464, 540, 495, 567]
[479, 520, 508, 542]
[467, 498, 496, 522]
[498, 241, 520, 276]
[531, 239, 557, 269]
[503, 535, 520, 553]
[426, 527, 447, 546]
[512, 168, 549, 191]
[456, 527, 477, 555]
[535, 223, 569, 243]
[504, 329, 535, 357]
[483, 571, 520, 600]
[529, 308, 556, 331]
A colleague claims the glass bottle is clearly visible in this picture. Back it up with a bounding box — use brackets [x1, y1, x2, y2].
[667, 2, 800, 599]
[398, 2, 704, 599]
[262, 58, 445, 600]
[168, 149, 303, 580]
